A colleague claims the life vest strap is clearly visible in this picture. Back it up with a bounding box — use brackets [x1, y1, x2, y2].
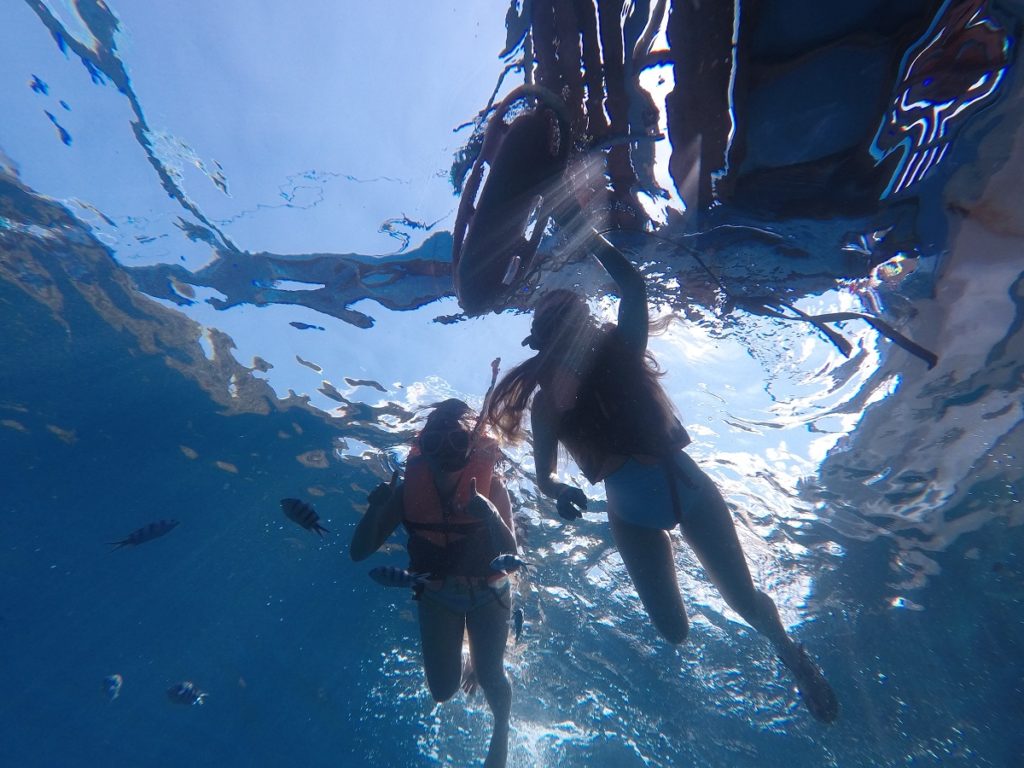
[404, 519, 485, 534]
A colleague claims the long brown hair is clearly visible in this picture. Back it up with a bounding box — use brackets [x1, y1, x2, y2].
[485, 354, 545, 441]
[486, 294, 669, 442]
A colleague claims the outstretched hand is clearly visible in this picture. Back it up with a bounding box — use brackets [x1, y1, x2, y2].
[367, 470, 400, 509]
[466, 476, 500, 520]
[556, 485, 588, 521]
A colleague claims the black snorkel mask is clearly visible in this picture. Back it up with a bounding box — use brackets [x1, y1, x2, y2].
[522, 310, 562, 351]
[522, 331, 544, 351]
[419, 427, 472, 472]
[524, 291, 593, 352]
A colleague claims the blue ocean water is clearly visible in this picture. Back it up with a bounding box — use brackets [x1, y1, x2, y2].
[1, 1, 1022, 766]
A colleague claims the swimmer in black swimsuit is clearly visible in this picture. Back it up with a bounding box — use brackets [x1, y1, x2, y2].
[486, 233, 839, 723]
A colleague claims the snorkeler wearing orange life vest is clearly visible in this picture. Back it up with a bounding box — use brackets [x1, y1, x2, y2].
[485, 232, 839, 723]
[350, 399, 517, 768]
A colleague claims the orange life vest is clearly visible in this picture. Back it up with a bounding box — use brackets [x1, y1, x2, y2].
[402, 437, 499, 549]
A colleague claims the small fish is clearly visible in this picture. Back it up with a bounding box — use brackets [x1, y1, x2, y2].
[512, 608, 524, 643]
[104, 674, 123, 701]
[108, 519, 179, 550]
[490, 553, 530, 573]
[280, 498, 329, 537]
[167, 681, 207, 706]
[369, 566, 431, 589]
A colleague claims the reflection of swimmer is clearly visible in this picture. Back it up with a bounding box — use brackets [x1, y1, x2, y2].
[351, 399, 518, 768]
[486, 233, 839, 723]
[452, 85, 571, 316]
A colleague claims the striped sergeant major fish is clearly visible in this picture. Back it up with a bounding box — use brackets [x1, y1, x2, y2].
[108, 519, 179, 550]
[280, 498, 329, 537]
[167, 680, 207, 706]
[369, 566, 431, 589]
[512, 607, 524, 643]
[489, 553, 530, 573]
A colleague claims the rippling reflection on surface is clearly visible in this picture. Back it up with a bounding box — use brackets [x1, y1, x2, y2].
[1, 1, 1023, 766]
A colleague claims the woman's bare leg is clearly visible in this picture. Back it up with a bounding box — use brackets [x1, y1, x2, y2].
[418, 598, 466, 702]
[677, 463, 838, 721]
[465, 594, 512, 768]
[608, 510, 690, 644]
[674, 477, 791, 646]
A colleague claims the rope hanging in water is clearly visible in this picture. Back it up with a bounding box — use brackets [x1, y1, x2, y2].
[635, 232, 938, 369]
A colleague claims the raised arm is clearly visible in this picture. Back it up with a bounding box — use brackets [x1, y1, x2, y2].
[349, 475, 404, 561]
[590, 232, 648, 352]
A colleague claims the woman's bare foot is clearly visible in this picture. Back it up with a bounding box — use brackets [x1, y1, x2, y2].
[779, 642, 839, 723]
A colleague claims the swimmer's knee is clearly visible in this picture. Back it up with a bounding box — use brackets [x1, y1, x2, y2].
[475, 669, 511, 696]
[662, 625, 689, 645]
[429, 688, 457, 704]
[427, 679, 459, 703]
[654, 614, 690, 645]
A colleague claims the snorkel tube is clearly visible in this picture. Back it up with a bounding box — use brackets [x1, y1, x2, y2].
[471, 357, 501, 440]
